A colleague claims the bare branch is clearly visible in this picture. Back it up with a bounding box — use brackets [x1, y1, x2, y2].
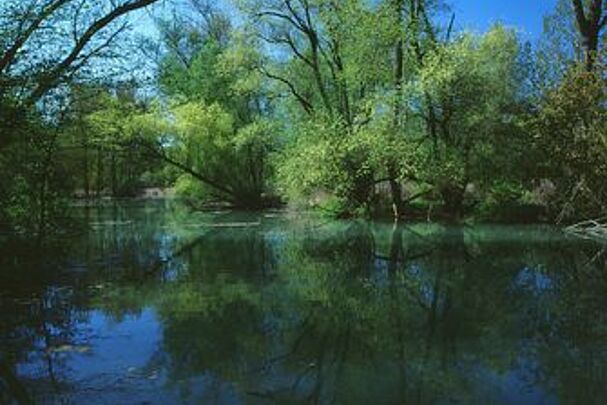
[68, 22, 131, 77]
[0, 0, 71, 74]
[258, 66, 314, 114]
[259, 32, 313, 67]
[257, 10, 306, 32]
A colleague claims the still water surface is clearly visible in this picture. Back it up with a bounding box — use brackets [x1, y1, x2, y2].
[1, 201, 607, 404]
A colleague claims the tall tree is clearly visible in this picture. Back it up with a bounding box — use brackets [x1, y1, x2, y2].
[389, 0, 406, 219]
[243, 0, 399, 214]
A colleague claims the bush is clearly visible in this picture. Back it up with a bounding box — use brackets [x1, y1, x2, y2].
[174, 175, 213, 206]
[476, 181, 543, 222]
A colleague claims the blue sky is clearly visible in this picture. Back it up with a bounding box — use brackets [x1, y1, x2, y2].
[449, 0, 558, 39]
[133, 0, 560, 42]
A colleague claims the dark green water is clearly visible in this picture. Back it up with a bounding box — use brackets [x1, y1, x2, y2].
[1, 201, 607, 404]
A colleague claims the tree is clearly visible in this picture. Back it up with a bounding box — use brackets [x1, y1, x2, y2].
[532, 64, 607, 222]
[242, 0, 401, 215]
[410, 26, 528, 218]
[137, 2, 278, 208]
[75, 85, 166, 197]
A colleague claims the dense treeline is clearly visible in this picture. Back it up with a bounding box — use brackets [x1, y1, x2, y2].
[0, 0, 605, 237]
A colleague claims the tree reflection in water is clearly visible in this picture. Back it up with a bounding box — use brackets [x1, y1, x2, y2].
[1, 201, 607, 404]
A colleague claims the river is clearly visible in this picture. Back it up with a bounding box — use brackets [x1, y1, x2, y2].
[1, 200, 606, 404]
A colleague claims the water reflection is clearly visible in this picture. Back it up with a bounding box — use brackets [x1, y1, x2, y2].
[1, 201, 607, 404]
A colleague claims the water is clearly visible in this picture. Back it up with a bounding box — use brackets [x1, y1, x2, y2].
[1, 200, 607, 404]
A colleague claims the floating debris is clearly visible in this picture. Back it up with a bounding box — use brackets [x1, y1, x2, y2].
[182, 222, 261, 229]
[264, 213, 282, 218]
[208, 222, 261, 228]
[46, 344, 92, 354]
[565, 216, 607, 242]
[90, 220, 133, 228]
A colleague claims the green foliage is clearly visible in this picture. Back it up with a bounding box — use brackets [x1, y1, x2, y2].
[148, 13, 278, 208]
[0, 0, 605, 231]
[532, 64, 607, 221]
[128, 99, 278, 207]
[62, 86, 169, 198]
[476, 180, 534, 222]
[415, 26, 526, 175]
[259, 16, 536, 220]
[0, 107, 72, 236]
[275, 117, 380, 216]
[0, 0, 163, 237]
[173, 174, 209, 204]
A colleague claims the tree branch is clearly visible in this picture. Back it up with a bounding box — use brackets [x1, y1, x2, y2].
[70, 22, 130, 74]
[135, 138, 237, 198]
[28, 0, 160, 103]
[571, 0, 589, 34]
[256, 10, 306, 32]
[0, 0, 71, 74]
[258, 66, 314, 114]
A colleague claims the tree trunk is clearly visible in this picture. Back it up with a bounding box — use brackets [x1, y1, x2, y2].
[571, 0, 606, 70]
[390, 0, 406, 220]
[440, 184, 465, 221]
[389, 173, 404, 220]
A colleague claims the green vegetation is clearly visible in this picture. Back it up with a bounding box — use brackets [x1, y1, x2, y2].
[1, 0, 606, 237]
